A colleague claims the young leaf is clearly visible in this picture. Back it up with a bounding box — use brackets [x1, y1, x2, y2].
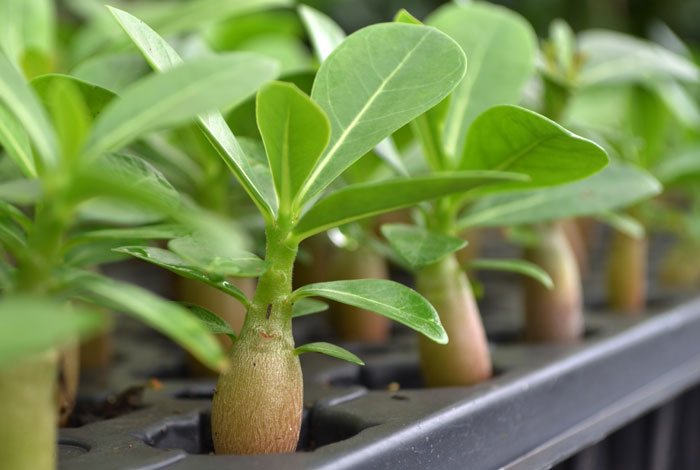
[292, 171, 526, 241]
[256, 81, 330, 212]
[296, 22, 467, 205]
[297, 5, 345, 61]
[31, 73, 115, 119]
[109, 6, 279, 219]
[0, 103, 35, 177]
[168, 235, 265, 278]
[68, 270, 227, 371]
[0, 53, 57, 167]
[458, 164, 660, 228]
[183, 303, 237, 341]
[84, 54, 276, 158]
[115, 246, 250, 306]
[0, 179, 41, 205]
[294, 342, 364, 365]
[427, 2, 537, 159]
[381, 224, 466, 270]
[460, 105, 608, 188]
[467, 258, 553, 289]
[0, 297, 104, 369]
[293, 280, 447, 344]
[292, 298, 328, 318]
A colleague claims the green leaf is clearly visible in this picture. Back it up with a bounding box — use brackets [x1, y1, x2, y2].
[0, 102, 35, 177]
[71, 53, 149, 93]
[69, 270, 227, 371]
[578, 30, 699, 86]
[109, 5, 279, 219]
[381, 224, 466, 270]
[467, 258, 553, 289]
[169, 235, 265, 278]
[115, 246, 250, 306]
[656, 147, 700, 185]
[183, 303, 237, 341]
[0, 53, 57, 167]
[292, 171, 526, 241]
[256, 81, 330, 213]
[75, 223, 188, 242]
[0, 297, 104, 370]
[0, 0, 55, 69]
[298, 5, 345, 61]
[427, 2, 537, 159]
[84, 54, 276, 158]
[294, 342, 364, 365]
[596, 211, 645, 239]
[293, 279, 447, 344]
[31, 73, 115, 120]
[458, 164, 660, 228]
[292, 298, 328, 318]
[549, 19, 575, 74]
[460, 105, 608, 189]
[0, 179, 41, 205]
[394, 9, 422, 25]
[297, 22, 467, 205]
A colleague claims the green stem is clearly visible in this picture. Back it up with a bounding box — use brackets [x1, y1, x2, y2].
[212, 223, 303, 454]
[0, 351, 58, 470]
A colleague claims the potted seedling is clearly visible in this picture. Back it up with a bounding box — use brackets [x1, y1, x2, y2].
[0, 42, 284, 467]
[370, 4, 609, 386]
[552, 23, 700, 314]
[105, 6, 562, 454]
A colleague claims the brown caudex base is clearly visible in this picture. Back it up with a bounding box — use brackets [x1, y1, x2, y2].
[178, 276, 255, 376]
[524, 222, 583, 343]
[416, 254, 492, 386]
[329, 245, 391, 343]
[212, 305, 302, 453]
[561, 218, 589, 277]
[607, 229, 647, 316]
[0, 351, 57, 470]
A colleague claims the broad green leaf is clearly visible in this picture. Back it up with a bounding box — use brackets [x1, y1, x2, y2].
[578, 30, 699, 87]
[256, 81, 330, 212]
[0, 297, 104, 369]
[0, 102, 35, 177]
[294, 342, 364, 365]
[76, 223, 188, 242]
[75, 153, 180, 225]
[31, 74, 115, 119]
[0, 53, 57, 166]
[381, 224, 466, 270]
[32, 76, 93, 163]
[596, 211, 645, 239]
[0, 0, 55, 70]
[460, 105, 608, 189]
[458, 164, 660, 228]
[183, 303, 237, 341]
[467, 258, 553, 289]
[70, 270, 227, 371]
[427, 2, 537, 159]
[292, 298, 328, 318]
[297, 5, 345, 61]
[84, 54, 276, 158]
[297, 23, 467, 205]
[292, 171, 526, 241]
[169, 235, 265, 278]
[293, 279, 447, 344]
[109, 6, 278, 219]
[71, 53, 149, 93]
[0, 179, 41, 205]
[115, 246, 250, 306]
[656, 147, 700, 185]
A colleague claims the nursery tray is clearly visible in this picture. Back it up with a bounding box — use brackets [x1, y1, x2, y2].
[58, 293, 700, 470]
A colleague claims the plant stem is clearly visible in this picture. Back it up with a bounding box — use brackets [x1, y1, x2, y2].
[416, 253, 492, 386]
[330, 244, 391, 342]
[0, 351, 58, 470]
[607, 228, 648, 315]
[212, 223, 303, 454]
[524, 221, 583, 342]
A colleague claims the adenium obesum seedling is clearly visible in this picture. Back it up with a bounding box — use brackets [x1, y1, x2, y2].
[374, 4, 608, 386]
[0, 47, 282, 467]
[107, 5, 552, 454]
